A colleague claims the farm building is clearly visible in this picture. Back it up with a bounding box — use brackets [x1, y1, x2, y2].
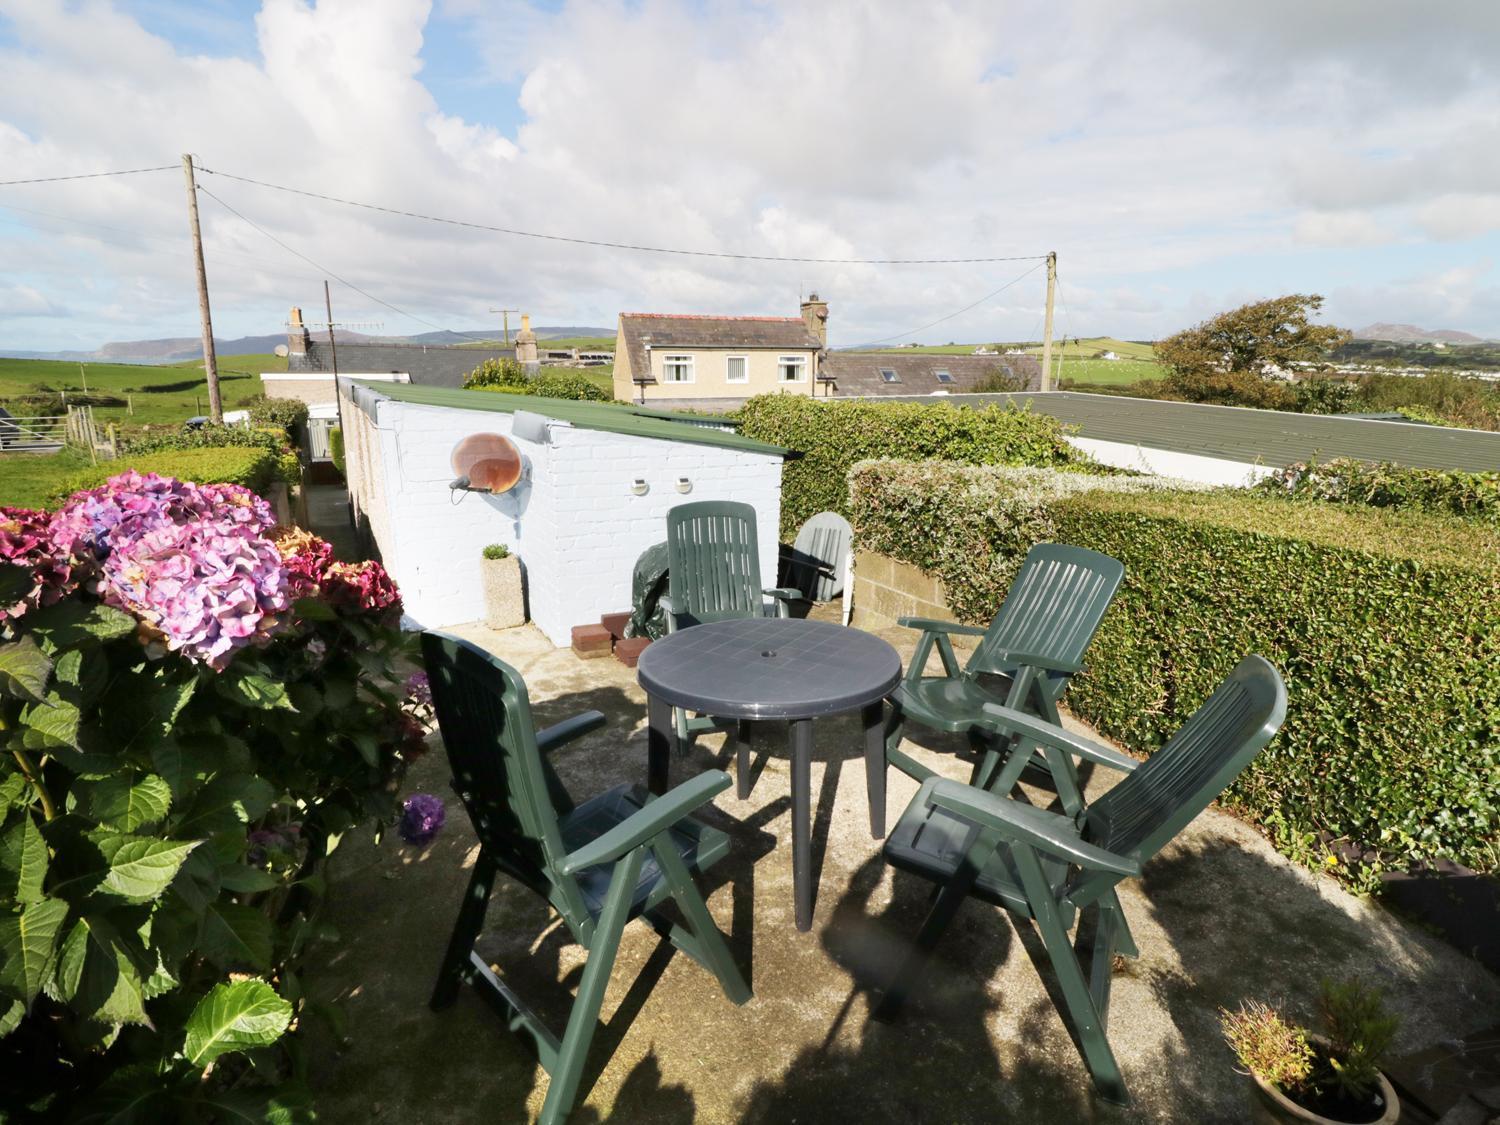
[336, 379, 787, 645]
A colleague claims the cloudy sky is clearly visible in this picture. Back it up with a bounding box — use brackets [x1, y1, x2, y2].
[2, 0, 1499, 353]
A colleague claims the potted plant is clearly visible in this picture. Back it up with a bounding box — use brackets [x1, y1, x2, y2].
[480, 542, 525, 628]
[1221, 980, 1401, 1124]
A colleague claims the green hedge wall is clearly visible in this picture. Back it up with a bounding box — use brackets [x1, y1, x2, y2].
[849, 460, 1500, 877]
[53, 445, 281, 502]
[1256, 458, 1500, 523]
[737, 394, 1088, 536]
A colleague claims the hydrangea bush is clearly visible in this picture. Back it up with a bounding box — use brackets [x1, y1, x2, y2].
[0, 473, 427, 1121]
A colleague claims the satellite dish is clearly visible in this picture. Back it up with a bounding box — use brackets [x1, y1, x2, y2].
[274, 344, 290, 358]
[451, 433, 524, 493]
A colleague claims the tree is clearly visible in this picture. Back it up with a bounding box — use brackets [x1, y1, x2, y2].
[1155, 294, 1351, 406]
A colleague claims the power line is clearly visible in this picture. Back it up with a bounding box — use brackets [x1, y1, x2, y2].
[197, 165, 1046, 266]
[842, 261, 1046, 350]
[0, 165, 178, 186]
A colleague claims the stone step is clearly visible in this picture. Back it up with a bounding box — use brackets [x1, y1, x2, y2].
[571, 624, 613, 659]
[614, 636, 651, 668]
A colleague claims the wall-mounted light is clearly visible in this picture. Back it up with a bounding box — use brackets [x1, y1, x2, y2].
[631, 479, 649, 496]
[676, 477, 693, 494]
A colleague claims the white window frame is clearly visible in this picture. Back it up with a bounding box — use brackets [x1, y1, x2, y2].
[878, 366, 901, 384]
[660, 353, 695, 384]
[725, 354, 749, 384]
[778, 354, 808, 383]
[934, 368, 955, 384]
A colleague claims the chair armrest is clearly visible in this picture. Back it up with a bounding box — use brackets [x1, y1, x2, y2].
[557, 771, 732, 876]
[977, 703, 1139, 773]
[926, 780, 1140, 876]
[536, 710, 608, 755]
[764, 587, 802, 602]
[897, 616, 988, 638]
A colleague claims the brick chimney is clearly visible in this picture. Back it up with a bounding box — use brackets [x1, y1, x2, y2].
[287, 306, 310, 357]
[515, 312, 539, 373]
[800, 292, 829, 347]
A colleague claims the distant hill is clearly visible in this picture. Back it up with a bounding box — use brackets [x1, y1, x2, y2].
[0, 326, 615, 365]
[1354, 323, 1489, 345]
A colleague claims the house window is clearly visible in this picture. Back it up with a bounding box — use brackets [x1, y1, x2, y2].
[725, 355, 748, 384]
[934, 368, 955, 384]
[778, 355, 807, 383]
[661, 354, 695, 383]
[879, 367, 900, 384]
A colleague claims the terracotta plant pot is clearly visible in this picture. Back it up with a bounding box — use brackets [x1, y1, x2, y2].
[480, 554, 526, 629]
[1248, 1067, 1400, 1125]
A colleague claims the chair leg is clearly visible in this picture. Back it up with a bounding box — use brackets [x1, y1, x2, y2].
[538, 846, 646, 1125]
[430, 853, 496, 1011]
[652, 841, 752, 1005]
[968, 729, 1004, 790]
[1013, 845, 1129, 1105]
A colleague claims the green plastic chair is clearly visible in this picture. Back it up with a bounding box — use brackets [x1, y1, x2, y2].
[422, 631, 750, 1125]
[875, 654, 1286, 1105]
[884, 543, 1125, 818]
[661, 500, 800, 742]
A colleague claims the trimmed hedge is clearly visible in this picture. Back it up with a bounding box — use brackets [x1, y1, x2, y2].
[120, 423, 301, 488]
[244, 393, 310, 436]
[1257, 458, 1499, 523]
[53, 445, 281, 502]
[464, 358, 613, 402]
[849, 460, 1500, 877]
[737, 394, 1089, 536]
[330, 425, 345, 475]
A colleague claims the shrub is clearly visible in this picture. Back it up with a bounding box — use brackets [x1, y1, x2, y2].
[482, 543, 510, 560]
[1221, 1000, 1314, 1090]
[848, 460, 1500, 876]
[121, 423, 302, 488]
[53, 446, 281, 502]
[330, 426, 345, 475]
[244, 394, 310, 437]
[0, 475, 426, 1119]
[465, 359, 613, 402]
[1353, 370, 1500, 432]
[1290, 377, 1359, 415]
[1257, 459, 1499, 523]
[737, 395, 1090, 536]
[463, 357, 527, 389]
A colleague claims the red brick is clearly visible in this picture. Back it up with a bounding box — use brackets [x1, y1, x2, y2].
[613, 636, 651, 668]
[600, 611, 632, 640]
[571, 624, 612, 658]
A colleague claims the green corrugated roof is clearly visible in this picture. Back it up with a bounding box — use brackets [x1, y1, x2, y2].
[872, 392, 1500, 472]
[359, 382, 788, 457]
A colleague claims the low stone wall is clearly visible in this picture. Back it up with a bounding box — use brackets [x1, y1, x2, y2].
[850, 548, 953, 629]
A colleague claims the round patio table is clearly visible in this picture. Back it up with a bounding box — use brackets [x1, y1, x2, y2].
[637, 617, 902, 932]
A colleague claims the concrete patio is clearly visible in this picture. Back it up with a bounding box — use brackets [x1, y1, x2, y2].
[304, 618, 1500, 1123]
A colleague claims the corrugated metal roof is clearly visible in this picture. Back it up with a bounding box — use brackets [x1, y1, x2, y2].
[354, 380, 789, 457]
[867, 392, 1500, 472]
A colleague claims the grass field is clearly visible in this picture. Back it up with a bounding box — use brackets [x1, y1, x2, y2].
[1023, 336, 1158, 362]
[0, 352, 287, 432]
[869, 337, 1164, 384]
[540, 336, 615, 351]
[1055, 358, 1164, 385]
[0, 448, 94, 508]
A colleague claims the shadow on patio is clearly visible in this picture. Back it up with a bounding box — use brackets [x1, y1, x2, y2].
[302, 622, 1500, 1124]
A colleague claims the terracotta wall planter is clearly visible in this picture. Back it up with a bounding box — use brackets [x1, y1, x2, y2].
[481, 555, 526, 629]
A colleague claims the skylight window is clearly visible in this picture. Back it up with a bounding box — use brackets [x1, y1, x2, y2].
[879, 367, 900, 383]
[934, 369, 955, 384]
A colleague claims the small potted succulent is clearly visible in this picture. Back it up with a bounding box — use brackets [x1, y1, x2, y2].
[480, 542, 526, 628]
[1221, 980, 1400, 1124]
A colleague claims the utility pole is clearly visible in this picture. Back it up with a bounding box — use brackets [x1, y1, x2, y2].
[182, 154, 222, 422]
[324, 281, 340, 380]
[490, 307, 520, 347]
[1039, 251, 1057, 393]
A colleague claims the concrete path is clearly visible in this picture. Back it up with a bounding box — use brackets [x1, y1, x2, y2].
[304, 621, 1500, 1123]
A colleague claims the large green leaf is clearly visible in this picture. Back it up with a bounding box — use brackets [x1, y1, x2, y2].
[195, 1081, 315, 1125]
[17, 692, 81, 751]
[182, 979, 292, 1067]
[0, 811, 48, 903]
[24, 601, 136, 648]
[0, 897, 69, 1007]
[53, 646, 109, 709]
[78, 774, 173, 833]
[217, 864, 280, 894]
[217, 671, 295, 711]
[172, 773, 275, 837]
[53, 913, 149, 1026]
[199, 901, 273, 971]
[66, 1069, 168, 1124]
[0, 995, 22, 1037]
[0, 637, 51, 703]
[92, 834, 201, 904]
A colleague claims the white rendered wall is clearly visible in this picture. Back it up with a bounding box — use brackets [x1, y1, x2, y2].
[361, 398, 784, 645]
[1066, 436, 1275, 487]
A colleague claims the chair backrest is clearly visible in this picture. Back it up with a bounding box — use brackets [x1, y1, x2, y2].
[421, 631, 583, 909]
[1081, 655, 1287, 865]
[788, 511, 853, 602]
[666, 500, 765, 626]
[968, 544, 1124, 679]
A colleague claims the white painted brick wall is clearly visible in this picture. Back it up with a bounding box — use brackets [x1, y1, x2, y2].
[355, 397, 784, 646]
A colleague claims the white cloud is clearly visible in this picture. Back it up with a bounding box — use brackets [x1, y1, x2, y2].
[0, 0, 1498, 351]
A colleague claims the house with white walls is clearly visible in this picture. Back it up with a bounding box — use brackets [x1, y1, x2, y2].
[337, 380, 788, 646]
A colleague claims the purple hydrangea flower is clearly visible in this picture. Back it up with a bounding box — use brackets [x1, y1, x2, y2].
[399, 793, 446, 846]
[404, 670, 431, 706]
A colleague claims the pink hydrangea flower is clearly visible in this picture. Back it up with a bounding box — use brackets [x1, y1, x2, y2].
[0, 506, 76, 621]
[323, 560, 402, 616]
